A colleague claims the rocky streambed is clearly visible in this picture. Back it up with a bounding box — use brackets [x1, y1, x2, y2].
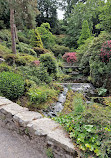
[43, 83, 95, 117]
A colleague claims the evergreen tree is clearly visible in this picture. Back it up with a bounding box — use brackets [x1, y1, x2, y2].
[77, 20, 91, 45]
[30, 28, 43, 48]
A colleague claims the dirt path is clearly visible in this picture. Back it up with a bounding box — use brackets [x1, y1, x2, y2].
[0, 121, 45, 158]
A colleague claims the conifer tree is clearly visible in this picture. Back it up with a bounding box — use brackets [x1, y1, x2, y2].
[77, 20, 91, 45]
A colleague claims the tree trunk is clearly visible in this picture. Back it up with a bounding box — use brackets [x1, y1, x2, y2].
[10, 8, 16, 54]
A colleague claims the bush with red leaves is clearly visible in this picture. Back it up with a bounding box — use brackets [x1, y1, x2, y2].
[63, 52, 77, 63]
[100, 40, 111, 63]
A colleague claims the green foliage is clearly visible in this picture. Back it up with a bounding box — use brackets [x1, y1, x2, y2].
[97, 87, 107, 96]
[55, 100, 111, 157]
[18, 42, 37, 57]
[38, 23, 56, 49]
[29, 28, 43, 48]
[0, 62, 11, 72]
[73, 93, 86, 114]
[40, 53, 57, 75]
[19, 66, 52, 84]
[37, 0, 58, 34]
[51, 44, 70, 57]
[0, 72, 25, 100]
[18, 31, 30, 44]
[0, 29, 11, 42]
[27, 85, 58, 107]
[76, 37, 94, 63]
[77, 20, 91, 46]
[0, 1, 9, 29]
[63, 0, 105, 48]
[79, 32, 111, 91]
[97, 0, 111, 32]
[0, 44, 12, 58]
[46, 148, 54, 158]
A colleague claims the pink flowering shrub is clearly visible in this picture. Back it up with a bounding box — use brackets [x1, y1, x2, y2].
[100, 40, 111, 63]
[33, 60, 40, 66]
[63, 52, 77, 63]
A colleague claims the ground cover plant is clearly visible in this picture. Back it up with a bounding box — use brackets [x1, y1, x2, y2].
[54, 92, 111, 157]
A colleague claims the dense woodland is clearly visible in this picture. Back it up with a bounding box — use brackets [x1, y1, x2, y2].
[0, 0, 111, 157]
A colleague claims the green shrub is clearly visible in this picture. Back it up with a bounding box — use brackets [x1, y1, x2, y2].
[79, 32, 111, 91]
[38, 23, 56, 49]
[40, 53, 57, 75]
[18, 42, 37, 57]
[29, 28, 43, 48]
[19, 65, 52, 84]
[77, 20, 91, 46]
[51, 44, 70, 57]
[0, 29, 11, 42]
[27, 85, 58, 107]
[4, 54, 37, 66]
[0, 72, 25, 99]
[18, 31, 30, 44]
[0, 44, 12, 58]
[0, 62, 11, 72]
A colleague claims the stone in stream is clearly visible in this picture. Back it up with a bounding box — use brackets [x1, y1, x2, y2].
[54, 102, 63, 113]
[63, 87, 68, 96]
[58, 94, 66, 104]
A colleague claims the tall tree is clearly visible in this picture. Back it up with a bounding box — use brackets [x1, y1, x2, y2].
[77, 20, 91, 45]
[36, 0, 58, 33]
[60, 0, 86, 19]
[63, 0, 105, 48]
[97, 0, 111, 32]
[0, 0, 10, 29]
[7, 0, 38, 54]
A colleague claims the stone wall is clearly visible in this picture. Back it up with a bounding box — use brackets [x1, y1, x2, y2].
[0, 96, 82, 158]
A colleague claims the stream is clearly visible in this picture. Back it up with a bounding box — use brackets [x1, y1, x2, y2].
[43, 83, 95, 117]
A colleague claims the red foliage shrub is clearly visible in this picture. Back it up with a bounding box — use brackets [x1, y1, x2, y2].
[33, 60, 40, 66]
[100, 40, 111, 63]
[63, 52, 77, 63]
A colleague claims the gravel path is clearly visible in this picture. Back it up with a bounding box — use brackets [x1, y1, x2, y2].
[0, 121, 45, 158]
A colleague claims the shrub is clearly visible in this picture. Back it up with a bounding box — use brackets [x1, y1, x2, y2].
[100, 40, 111, 63]
[0, 29, 11, 42]
[0, 62, 11, 72]
[63, 52, 77, 63]
[18, 42, 37, 57]
[38, 23, 56, 49]
[40, 53, 57, 75]
[0, 44, 12, 58]
[19, 66, 52, 84]
[18, 31, 30, 44]
[29, 28, 43, 48]
[51, 44, 70, 57]
[0, 72, 25, 99]
[4, 54, 37, 66]
[79, 32, 111, 91]
[77, 20, 91, 46]
[27, 85, 58, 107]
[33, 47, 50, 56]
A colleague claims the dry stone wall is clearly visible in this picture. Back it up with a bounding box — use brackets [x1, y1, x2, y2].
[0, 96, 82, 158]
